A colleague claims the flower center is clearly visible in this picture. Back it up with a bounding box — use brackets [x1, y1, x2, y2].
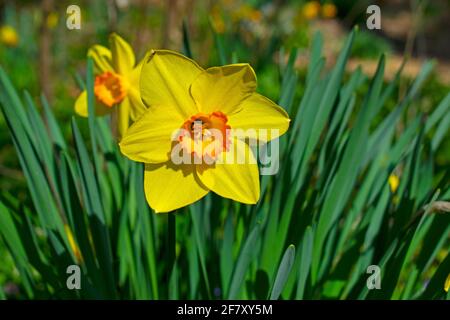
[94, 71, 127, 107]
[176, 111, 231, 163]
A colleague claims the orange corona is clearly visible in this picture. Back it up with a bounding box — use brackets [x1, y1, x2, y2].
[94, 71, 127, 107]
[177, 111, 231, 162]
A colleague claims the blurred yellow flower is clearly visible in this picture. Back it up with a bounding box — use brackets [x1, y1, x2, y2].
[0, 25, 19, 47]
[302, 1, 320, 20]
[445, 274, 450, 292]
[248, 9, 262, 23]
[322, 3, 337, 19]
[211, 5, 226, 34]
[213, 18, 226, 33]
[119, 50, 290, 213]
[388, 174, 400, 193]
[64, 224, 83, 263]
[232, 4, 261, 23]
[74, 33, 146, 138]
[46, 12, 59, 29]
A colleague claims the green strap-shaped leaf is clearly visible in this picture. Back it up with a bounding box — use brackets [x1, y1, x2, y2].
[228, 224, 260, 299]
[269, 244, 295, 300]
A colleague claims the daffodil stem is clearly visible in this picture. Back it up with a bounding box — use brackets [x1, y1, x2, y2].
[168, 212, 177, 298]
[111, 109, 118, 141]
[168, 212, 176, 262]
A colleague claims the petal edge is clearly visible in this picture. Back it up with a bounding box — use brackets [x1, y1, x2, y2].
[144, 163, 209, 213]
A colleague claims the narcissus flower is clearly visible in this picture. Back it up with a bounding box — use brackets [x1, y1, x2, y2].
[302, 1, 320, 20]
[46, 12, 59, 29]
[119, 50, 290, 213]
[388, 174, 400, 193]
[75, 33, 146, 137]
[0, 25, 19, 47]
[322, 3, 337, 19]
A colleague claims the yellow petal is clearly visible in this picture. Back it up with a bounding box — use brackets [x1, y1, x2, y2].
[144, 163, 209, 213]
[119, 103, 183, 163]
[87, 45, 113, 73]
[117, 97, 131, 138]
[388, 174, 400, 193]
[228, 93, 290, 141]
[129, 57, 144, 85]
[140, 49, 203, 119]
[110, 33, 135, 75]
[127, 60, 147, 121]
[128, 86, 147, 121]
[197, 138, 260, 204]
[74, 90, 112, 117]
[190, 63, 256, 115]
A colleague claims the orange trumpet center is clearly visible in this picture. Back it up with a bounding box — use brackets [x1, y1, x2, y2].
[177, 111, 231, 162]
[94, 71, 127, 107]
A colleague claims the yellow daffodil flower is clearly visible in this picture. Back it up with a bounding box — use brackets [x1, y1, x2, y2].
[211, 5, 226, 34]
[322, 3, 337, 19]
[46, 12, 59, 29]
[119, 50, 290, 213]
[232, 4, 262, 23]
[388, 174, 400, 193]
[302, 1, 320, 20]
[0, 25, 19, 47]
[75, 33, 146, 137]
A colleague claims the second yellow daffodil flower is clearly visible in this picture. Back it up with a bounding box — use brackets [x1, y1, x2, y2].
[75, 33, 146, 137]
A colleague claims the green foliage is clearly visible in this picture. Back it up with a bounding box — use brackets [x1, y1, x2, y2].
[351, 30, 392, 59]
[0, 27, 449, 300]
